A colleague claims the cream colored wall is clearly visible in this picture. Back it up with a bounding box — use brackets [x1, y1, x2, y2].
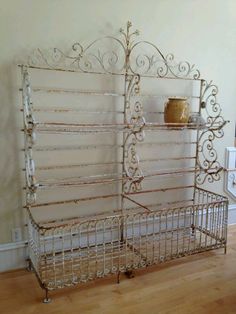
[0, 0, 236, 244]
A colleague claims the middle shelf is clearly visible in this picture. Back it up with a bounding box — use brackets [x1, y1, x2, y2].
[24, 166, 222, 190]
[24, 121, 226, 134]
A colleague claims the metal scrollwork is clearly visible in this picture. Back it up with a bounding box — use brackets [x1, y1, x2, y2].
[24, 21, 200, 79]
[27, 38, 126, 74]
[21, 21, 226, 192]
[196, 80, 226, 185]
[124, 74, 145, 131]
[129, 46, 200, 79]
[123, 133, 144, 193]
[123, 74, 145, 193]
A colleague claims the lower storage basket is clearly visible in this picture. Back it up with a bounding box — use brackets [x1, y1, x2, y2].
[28, 188, 228, 291]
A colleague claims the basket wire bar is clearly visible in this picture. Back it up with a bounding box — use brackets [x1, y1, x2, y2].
[21, 21, 228, 301]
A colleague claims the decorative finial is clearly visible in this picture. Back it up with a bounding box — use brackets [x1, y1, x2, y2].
[120, 21, 140, 49]
[127, 21, 132, 28]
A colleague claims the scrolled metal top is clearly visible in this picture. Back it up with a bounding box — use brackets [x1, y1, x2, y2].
[22, 21, 200, 79]
[21, 21, 227, 189]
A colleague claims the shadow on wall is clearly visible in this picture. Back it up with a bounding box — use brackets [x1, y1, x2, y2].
[0, 63, 24, 244]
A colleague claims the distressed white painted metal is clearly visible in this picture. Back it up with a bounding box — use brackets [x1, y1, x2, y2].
[20, 21, 228, 302]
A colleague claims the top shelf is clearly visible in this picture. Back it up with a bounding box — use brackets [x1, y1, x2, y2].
[19, 87, 201, 99]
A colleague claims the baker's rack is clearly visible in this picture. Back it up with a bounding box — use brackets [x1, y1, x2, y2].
[20, 22, 228, 303]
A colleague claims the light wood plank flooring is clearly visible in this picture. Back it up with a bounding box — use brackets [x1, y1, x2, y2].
[0, 225, 236, 314]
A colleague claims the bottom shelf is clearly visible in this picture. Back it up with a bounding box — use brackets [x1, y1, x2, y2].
[27, 188, 228, 291]
[39, 228, 224, 290]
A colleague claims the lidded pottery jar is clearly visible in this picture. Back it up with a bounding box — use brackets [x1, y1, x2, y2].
[164, 97, 190, 126]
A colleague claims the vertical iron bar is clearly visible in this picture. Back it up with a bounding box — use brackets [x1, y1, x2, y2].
[152, 213, 155, 263]
[224, 200, 229, 254]
[159, 212, 161, 261]
[199, 205, 204, 248]
[177, 210, 180, 255]
[117, 217, 121, 283]
[120, 32, 131, 243]
[205, 204, 209, 248]
[125, 217, 128, 268]
[164, 212, 168, 260]
[78, 225, 82, 281]
[170, 210, 174, 257]
[145, 214, 148, 263]
[215, 203, 219, 245]
[61, 228, 64, 286]
[111, 218, 113, 272]
[95, 222, 98, 278]
[139, 214, 142, 265]
[70, 227, 74, 283]
[103, 220, 106, 276]
[188, 208, 191, 252]
[193, 80, 204, 213]
[182, 209, 186, 253]
[210, 199, 214, 246]
[87, 222, 90, 279]
[132, 215, 135, 266]
[37, 228, 41, 280]
[52, 229, 56, 288]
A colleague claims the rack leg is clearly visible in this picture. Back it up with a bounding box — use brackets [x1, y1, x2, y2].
[27, 259, 32, 272]
[43, 289, 51, 304]
[125, 270, 135, 279]
[224, 245, 227, 255]
[117, 271, 121, 284]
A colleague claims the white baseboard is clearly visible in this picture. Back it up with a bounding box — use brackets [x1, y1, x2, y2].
[0, 241, 27, 252]
[228, 203, 236, 225]
[0, 241, 27, 272]
[0, 204, 236, 273]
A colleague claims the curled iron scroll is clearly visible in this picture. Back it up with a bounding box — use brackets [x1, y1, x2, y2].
[123, 74, 145, 193]
[24, 21, 200, 80]
[196, 81, 225, 185]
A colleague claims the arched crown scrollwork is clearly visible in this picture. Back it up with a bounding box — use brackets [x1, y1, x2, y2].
[23, 21, 200, 79]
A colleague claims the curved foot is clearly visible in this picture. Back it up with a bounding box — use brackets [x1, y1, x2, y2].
[43, 290, 51, 304]
[43, 298, 51, 304]
[26, 260, 33, 272]
[125, 270, 135, 279]
[117, 271, 121, 284]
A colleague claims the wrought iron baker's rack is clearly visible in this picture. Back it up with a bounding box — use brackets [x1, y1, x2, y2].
[20, 22, 228, 303]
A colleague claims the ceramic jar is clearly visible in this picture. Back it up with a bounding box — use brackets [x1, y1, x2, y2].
[164, 97, 190, 126]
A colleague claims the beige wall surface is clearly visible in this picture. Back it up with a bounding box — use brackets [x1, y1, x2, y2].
[0, 0, 236, 244]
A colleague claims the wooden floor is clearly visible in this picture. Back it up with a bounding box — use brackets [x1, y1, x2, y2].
[0, 226, 236, 314]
